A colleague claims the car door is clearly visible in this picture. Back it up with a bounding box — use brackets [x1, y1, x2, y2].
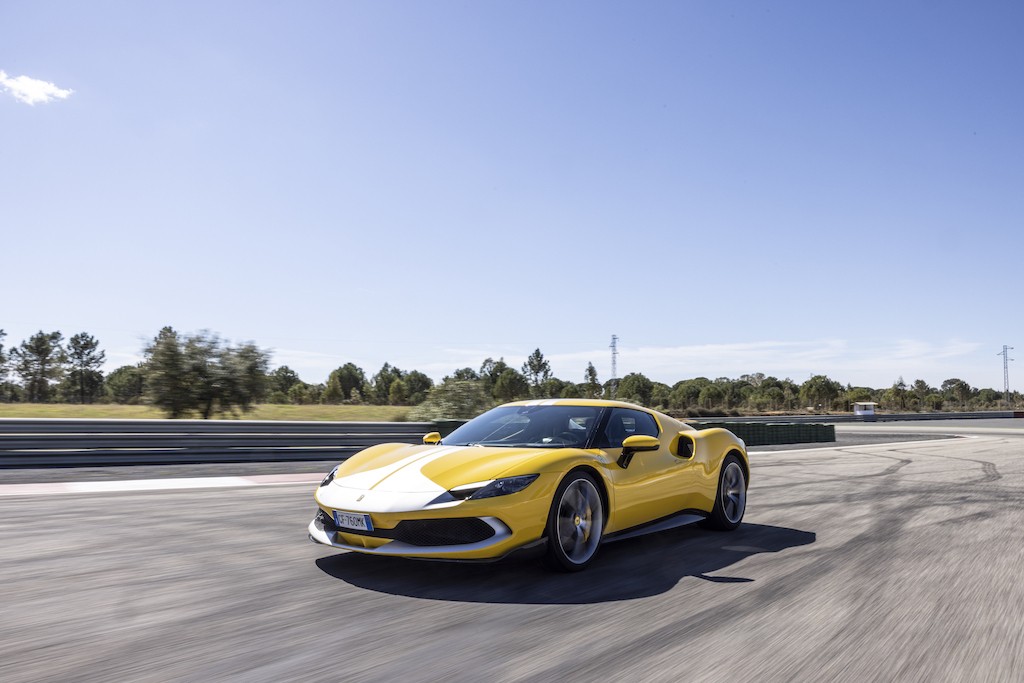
[599, 408, 701, 533]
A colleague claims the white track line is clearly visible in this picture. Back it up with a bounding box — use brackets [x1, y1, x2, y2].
[747, 435, 973, 456]
[0, 473, 324, 497]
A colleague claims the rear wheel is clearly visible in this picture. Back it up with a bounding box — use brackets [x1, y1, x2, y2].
[702, 455, 747, 531]
[544, 471, 604, 571]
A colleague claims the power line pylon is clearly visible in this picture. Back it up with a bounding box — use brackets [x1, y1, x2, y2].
[998, 345, 1014, 406]
[609, 335, 618, 398]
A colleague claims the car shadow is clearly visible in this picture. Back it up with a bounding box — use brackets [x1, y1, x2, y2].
[314, 523, 815, 604]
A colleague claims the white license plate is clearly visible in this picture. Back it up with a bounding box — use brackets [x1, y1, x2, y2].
[333, 511, 373, 532]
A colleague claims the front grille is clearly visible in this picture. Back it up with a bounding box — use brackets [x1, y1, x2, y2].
[390, 518, 496, 546]
[318, 509, 497, 547]
[317, 508, 340, 532]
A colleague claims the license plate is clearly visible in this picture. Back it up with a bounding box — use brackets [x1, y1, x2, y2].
[333, 511, 373, 532]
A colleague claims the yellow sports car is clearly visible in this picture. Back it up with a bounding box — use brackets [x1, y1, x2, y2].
[308, 399, 748, 571]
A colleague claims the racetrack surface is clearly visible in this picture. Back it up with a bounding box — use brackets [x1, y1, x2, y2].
[2, 422, 1023, 681]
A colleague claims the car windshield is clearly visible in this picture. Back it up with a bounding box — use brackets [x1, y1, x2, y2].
[444, 405, 602, 448]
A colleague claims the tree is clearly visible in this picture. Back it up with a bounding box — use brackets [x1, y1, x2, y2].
[12, 331, 66, 403]
[617, 372, 653, 405]
[976, 388, 1001, 407]
[63, 332, 106, 404]
[670, 378, 710, 410]
[322, 373, 344, 404]
[846, 387, 874, 406]
[493, 368, 530, 402]
[522, 348, 551, 394]
[560, 384, 582, 398]
[327, 363, 367, 402]
[582, 362, 601, 399]
[941, 378, 973, 410]
[540, 377, 568, 398]
[0, 382, 23, 402]
[288, 382, 316, 405]
[800, 375, 842, 412]
[106, 365, 145, 404]
[144, 327, 270, 418]
[763, 386, 785, 411]
[698, 384, 725, 409]
[269, 366, 302, 395]
[144, 327, 192, 418]
[0, 329, 7, 380]
[407, 379, 493, 421]
[0, 329, 19, 403]
[370, 363, 404, 405]
[479, 357, 510, 394]
[182, 332, 222, 419]
[650, 382, 671, 410]
[446, 367, 479, 382]
[740, 372, 766, 387]
[911, 379, 933, 409]
[884, 377, 909, 411]
[722, 378, 753, 410]
[781, 378, 801, 411]
[388, 378, 409, 405]
[403, 370, 434, 404]
[748, 376, 787, 411]
[222, 341, 270, 415]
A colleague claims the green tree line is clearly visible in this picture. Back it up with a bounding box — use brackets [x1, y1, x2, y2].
[1, 329, 1020, 418]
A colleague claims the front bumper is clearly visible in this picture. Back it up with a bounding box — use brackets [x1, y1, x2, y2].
[308, 512, 522, 559]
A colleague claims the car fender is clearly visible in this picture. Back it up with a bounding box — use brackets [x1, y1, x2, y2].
[689, 427, 749, 482]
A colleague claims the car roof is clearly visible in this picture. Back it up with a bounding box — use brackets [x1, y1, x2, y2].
[504, 398, 657, 411]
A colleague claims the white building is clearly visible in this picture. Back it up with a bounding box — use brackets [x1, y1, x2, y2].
[853, 401, 878, 418]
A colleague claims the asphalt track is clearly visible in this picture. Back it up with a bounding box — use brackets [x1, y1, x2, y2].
[2, 420, 1023, 682]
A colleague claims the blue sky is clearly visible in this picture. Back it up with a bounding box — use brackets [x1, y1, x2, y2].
[2, 1, 1022, 391]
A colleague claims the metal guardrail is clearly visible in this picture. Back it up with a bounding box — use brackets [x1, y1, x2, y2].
[0, 419, 435, 467]
[1, 411, 1019, 468]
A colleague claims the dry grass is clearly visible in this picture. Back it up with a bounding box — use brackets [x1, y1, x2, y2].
[0, 403, 411, 422]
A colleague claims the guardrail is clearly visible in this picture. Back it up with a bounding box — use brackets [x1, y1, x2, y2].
[0, 419, 435, 467]
[1, 410, 1019, 468]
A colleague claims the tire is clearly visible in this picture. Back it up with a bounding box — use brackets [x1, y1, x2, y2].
[701, 454, 747, 531]
[543, 471, 605, 572]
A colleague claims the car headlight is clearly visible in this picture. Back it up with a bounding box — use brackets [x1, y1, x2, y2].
[430, 474, 540, 505]
[467, 474, 540, 499]
[320, 465, 340, 487]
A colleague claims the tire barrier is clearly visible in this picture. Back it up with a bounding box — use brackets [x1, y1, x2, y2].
[684, 410, 1018, 425]
[693, 421, 836, 447]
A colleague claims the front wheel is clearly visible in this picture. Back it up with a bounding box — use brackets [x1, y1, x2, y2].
[702, 455, 747, 531]
[544, 471, 605, 572]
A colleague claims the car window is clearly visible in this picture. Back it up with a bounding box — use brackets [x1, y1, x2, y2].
[595, 408, 660, 449]
[444, 405, 602, 448]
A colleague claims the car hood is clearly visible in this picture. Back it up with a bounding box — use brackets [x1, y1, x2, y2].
[330, 442, 556, 493]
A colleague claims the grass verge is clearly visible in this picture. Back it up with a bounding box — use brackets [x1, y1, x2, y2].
[0, 403, 411, 422]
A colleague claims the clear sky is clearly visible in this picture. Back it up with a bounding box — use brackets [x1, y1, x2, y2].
[2, 1, 1022, 391]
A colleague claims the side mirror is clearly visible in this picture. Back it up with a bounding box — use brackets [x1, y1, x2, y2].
[618, 434, 660, 468]
[423, 431, 442, 445]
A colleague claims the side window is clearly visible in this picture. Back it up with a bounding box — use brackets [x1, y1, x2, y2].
[628, 410, 659, 438]
[596, 408, 660, 448]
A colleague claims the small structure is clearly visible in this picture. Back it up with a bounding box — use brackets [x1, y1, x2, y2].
[853, 401, 878, 418]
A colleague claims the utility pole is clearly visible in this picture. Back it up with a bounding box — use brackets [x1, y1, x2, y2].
[998, 345, 1014, 406]
[609, 335, 619, 398]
